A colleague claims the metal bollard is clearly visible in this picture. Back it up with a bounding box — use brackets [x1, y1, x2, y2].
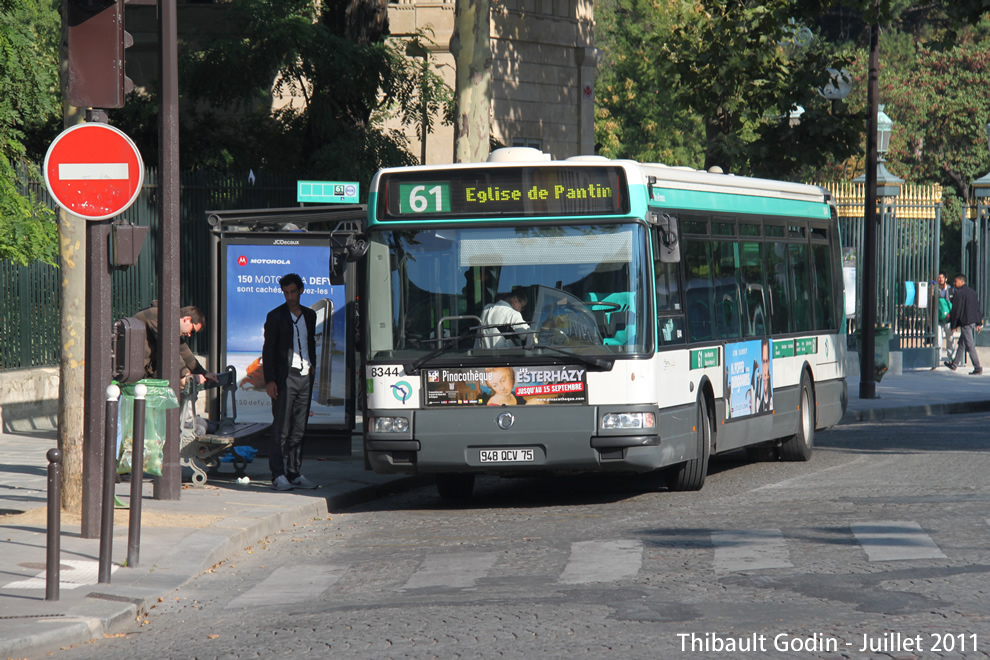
[99, 384, 121, 583]
[46, 448, 62, 601]
[127, 383, 147, 568]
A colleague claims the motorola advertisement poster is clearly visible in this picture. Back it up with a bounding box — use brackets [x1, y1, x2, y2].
[220, 236, 348, 427]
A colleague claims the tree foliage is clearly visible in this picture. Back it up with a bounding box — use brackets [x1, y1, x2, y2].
[881, 31, 990, 200]
[661, 0, 863, 176]
[0, 0, 59, 266]
[595, 0, 864, 177]
[109, 0, 449, 184]
[594, 0, 704, 167]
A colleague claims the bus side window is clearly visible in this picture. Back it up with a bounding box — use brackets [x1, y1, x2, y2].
[811, 242, 835, 329]
[766, 242, 791, 334]
[659, 315, 686, 345]
[739, 241, 767, 337]
[684, 239, 714, 341]
[713, 240, 741, 340]
[788, 243, 813, 332]
[655, 259, 681, 312]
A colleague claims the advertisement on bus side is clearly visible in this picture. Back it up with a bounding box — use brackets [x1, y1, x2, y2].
[423, 365, 588, 407]
[221, 238, 348, 426]
[725, 338, 773, 418]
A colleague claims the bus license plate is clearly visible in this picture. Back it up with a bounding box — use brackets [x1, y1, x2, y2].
[480, 448, 535, 463]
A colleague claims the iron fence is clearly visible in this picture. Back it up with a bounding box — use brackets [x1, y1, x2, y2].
[1, 168, 296, 370]
[822, 181, 943, 350]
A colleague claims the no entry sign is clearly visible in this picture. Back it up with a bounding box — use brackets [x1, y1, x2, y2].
[43, 123, 144, 221]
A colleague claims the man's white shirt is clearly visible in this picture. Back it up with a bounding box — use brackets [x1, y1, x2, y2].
[477, 300, 529, 349]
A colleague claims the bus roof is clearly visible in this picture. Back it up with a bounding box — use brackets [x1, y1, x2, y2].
[368, 154, 829, 224]
[370, 157, 824, 200]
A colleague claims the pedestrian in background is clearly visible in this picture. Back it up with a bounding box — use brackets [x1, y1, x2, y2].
[263, 273, 319, 491]
[934, 272, 955, 362]
[943, 274, 983, 375]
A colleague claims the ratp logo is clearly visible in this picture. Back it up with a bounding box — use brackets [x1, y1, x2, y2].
[237, 255, 248, 266]
[391, 381, 412, 404]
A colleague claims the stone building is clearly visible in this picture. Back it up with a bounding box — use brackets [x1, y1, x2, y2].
[123, 0, 598, 164]
[386, 0, 598, 163]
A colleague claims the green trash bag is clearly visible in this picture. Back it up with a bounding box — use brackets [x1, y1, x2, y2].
[117, 379, 179, 476]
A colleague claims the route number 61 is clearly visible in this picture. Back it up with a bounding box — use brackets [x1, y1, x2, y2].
[400, 183, 448, 214]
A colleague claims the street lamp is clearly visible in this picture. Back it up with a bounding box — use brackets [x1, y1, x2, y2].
[854, 101, 904, 398]
[855, 105, 904, 197]
[876, 105, 893, 155]
[967, 122, 990, 317]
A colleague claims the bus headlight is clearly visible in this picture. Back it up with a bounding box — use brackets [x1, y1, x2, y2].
[373, 416, 410, 433]
[601, 412, 655, 430]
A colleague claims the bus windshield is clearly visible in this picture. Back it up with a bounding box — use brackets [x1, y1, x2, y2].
[366, 223, 650, 361]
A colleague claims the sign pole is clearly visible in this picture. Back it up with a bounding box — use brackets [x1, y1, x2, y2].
[43, 114, 144, 536]
[154, 0, 182, 499]
[80, 109, 114, 538]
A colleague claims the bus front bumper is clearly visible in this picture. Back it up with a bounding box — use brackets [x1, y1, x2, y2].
[364, 404, 691, 476]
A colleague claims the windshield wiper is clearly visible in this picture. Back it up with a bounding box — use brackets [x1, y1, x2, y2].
[528, 343, 614, 371]
[404, 325, 613, 374]
[404, 324, 530, 374]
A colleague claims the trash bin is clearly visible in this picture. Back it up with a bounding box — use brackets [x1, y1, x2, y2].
[854, 325, 891, 382]
[117, 378, 179, 476]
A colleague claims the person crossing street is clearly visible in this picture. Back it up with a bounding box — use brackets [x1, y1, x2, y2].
[943, 274, 983, 375]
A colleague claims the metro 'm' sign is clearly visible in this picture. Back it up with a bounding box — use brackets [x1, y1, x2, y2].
[43, 123, 144, 221]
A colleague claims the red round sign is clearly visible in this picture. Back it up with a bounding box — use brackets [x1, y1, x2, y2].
[43, 123, 144, 221]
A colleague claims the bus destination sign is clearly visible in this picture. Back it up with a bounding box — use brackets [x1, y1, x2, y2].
[379, 165, 628, 221]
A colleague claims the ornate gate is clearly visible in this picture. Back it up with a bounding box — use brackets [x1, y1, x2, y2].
[822, 182, 942, 352]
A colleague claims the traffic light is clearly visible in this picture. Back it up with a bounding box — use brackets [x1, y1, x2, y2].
[111, 317, 146, 384]
[65, 0, 133, 109]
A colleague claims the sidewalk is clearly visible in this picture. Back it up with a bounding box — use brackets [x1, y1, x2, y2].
[1, 366, 988, 658]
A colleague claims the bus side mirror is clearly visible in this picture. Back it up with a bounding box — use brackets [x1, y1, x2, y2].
[329, 236, 369, 285]
[112, 317, 146, 384]
[656, 214, 680, 263]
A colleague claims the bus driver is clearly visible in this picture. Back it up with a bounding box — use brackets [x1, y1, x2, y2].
[477, 290, 530, 349]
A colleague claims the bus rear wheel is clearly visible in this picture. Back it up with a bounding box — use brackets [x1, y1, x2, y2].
[667, 397, 710, 491]
[779, 373, 814, 462]
[436, 473, 475, 500]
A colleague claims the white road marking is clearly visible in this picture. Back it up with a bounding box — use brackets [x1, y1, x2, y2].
[4, 559, 117, 590]
[402, 552, 498, 590]
[225, 564, 349, 608]
[851, 521, 947, 561]
[712, 529, 793, 573]
[59, 163, 129, 180]
[558, 540, 643, 584]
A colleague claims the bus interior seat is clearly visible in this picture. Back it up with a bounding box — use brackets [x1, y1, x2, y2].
[686, 295, 712, 342]
[718, 293, 741, 339]
[750, 307, 767, 336]
[587, 292, 636, 345]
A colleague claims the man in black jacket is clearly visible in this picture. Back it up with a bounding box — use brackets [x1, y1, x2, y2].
[944, 274, 984, 375]
[263, 273, 319, 490]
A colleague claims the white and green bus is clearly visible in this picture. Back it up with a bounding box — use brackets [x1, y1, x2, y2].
[359, 148, 847, 499]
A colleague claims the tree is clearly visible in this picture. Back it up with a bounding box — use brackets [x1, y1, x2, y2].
[594, 0, 704, 167]
[449, 0, 491, 163]
[0, 0, 59, 266]
[594, 0, 865, 176]
[658, 0, 862, 176]
[109, 0, 423, 183]
[387, 33, 454, 165]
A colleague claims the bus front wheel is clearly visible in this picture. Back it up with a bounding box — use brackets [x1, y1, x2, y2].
[779, 373, 814, 462]
[667, 396, 711, 491]
[436, 473, 475, 500]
